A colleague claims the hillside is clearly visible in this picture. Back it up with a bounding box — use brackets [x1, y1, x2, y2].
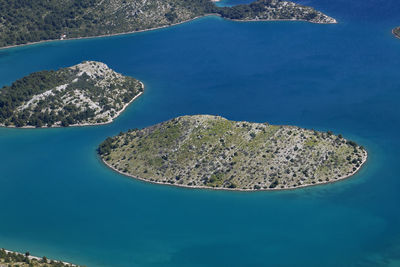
[98, 115, 367, 191]
[0, 61, 143, 128]
[0, 0, 336, 48]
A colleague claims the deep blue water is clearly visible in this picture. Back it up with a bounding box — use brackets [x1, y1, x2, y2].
[215, 0, 252, 7]
[1, 0, 400, 266]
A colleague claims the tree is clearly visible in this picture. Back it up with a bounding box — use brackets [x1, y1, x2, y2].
[269, 179, 279, 188]
[42, 256, 48, 263]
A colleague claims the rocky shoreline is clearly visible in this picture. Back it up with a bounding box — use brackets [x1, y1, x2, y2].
[0, 248, 81, 267]
[101, 151, 367, 192]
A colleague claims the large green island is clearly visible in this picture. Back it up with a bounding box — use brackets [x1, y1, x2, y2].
[0, 0, 336, 48]
[0, 61, 143, 128]
[98, 115, 367, 191]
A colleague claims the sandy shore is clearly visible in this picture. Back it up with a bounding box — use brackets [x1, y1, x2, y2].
[2, 249, 77, 266]
[101, 148, 368, 192]
[0, 82, 144, 129]
[0, 12, 337, 51]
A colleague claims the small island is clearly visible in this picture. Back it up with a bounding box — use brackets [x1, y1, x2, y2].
[0, 248, 83, 267]
[393, 27, 400, 39]
[0, 61, 143, 128]
[0, 0, 336, 49]
[98, 115, 367, 191]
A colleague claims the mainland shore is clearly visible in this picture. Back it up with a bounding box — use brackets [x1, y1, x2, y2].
[0, 15, 213, 51]
[0, 12, 337, 52]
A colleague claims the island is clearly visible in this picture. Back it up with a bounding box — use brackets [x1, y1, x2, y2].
[0, 61, 144, 128]
[0, 248, 83, 267]
[393, 27, 400, 39]
[0, 0, 337, 49]
[98, 115, 367, 191]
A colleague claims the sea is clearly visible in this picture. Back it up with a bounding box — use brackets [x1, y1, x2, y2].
[0, 0, 399, 266]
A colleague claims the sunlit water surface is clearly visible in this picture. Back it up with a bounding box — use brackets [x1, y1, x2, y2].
[0, 0, 399, 266]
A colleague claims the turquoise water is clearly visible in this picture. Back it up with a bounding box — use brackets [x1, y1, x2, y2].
[1, 0, 400, 266]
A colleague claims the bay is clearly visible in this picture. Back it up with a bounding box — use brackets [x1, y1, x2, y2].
[0, 0, 400, 266]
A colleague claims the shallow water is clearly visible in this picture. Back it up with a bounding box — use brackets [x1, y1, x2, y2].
[0, 0, 400, 266]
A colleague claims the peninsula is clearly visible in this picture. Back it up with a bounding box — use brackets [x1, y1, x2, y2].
[393, 27, 400, 39]
[0, 61, 143, 128]
[98, 115, 367, 191]
[0, 248, 82, 267]
[0, 0, 336, 49]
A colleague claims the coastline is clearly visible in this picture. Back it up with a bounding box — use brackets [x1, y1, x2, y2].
[231, 17, 338, 25]
[0, 82, 144, 129]
[0, 13, 337, 52]
[0, 15, 212, 51]
[2, 249, 77, 266]
[100, 147, 368, 192]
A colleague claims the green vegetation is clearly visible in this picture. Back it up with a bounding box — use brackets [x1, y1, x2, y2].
[218, 0, 336, 22]
[99, 115, 367, 191]
[393, 27, 400, 39]
[0, 0, 336, 48]
[0, 248, 83, 267]
[0, 61, 143, 128]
